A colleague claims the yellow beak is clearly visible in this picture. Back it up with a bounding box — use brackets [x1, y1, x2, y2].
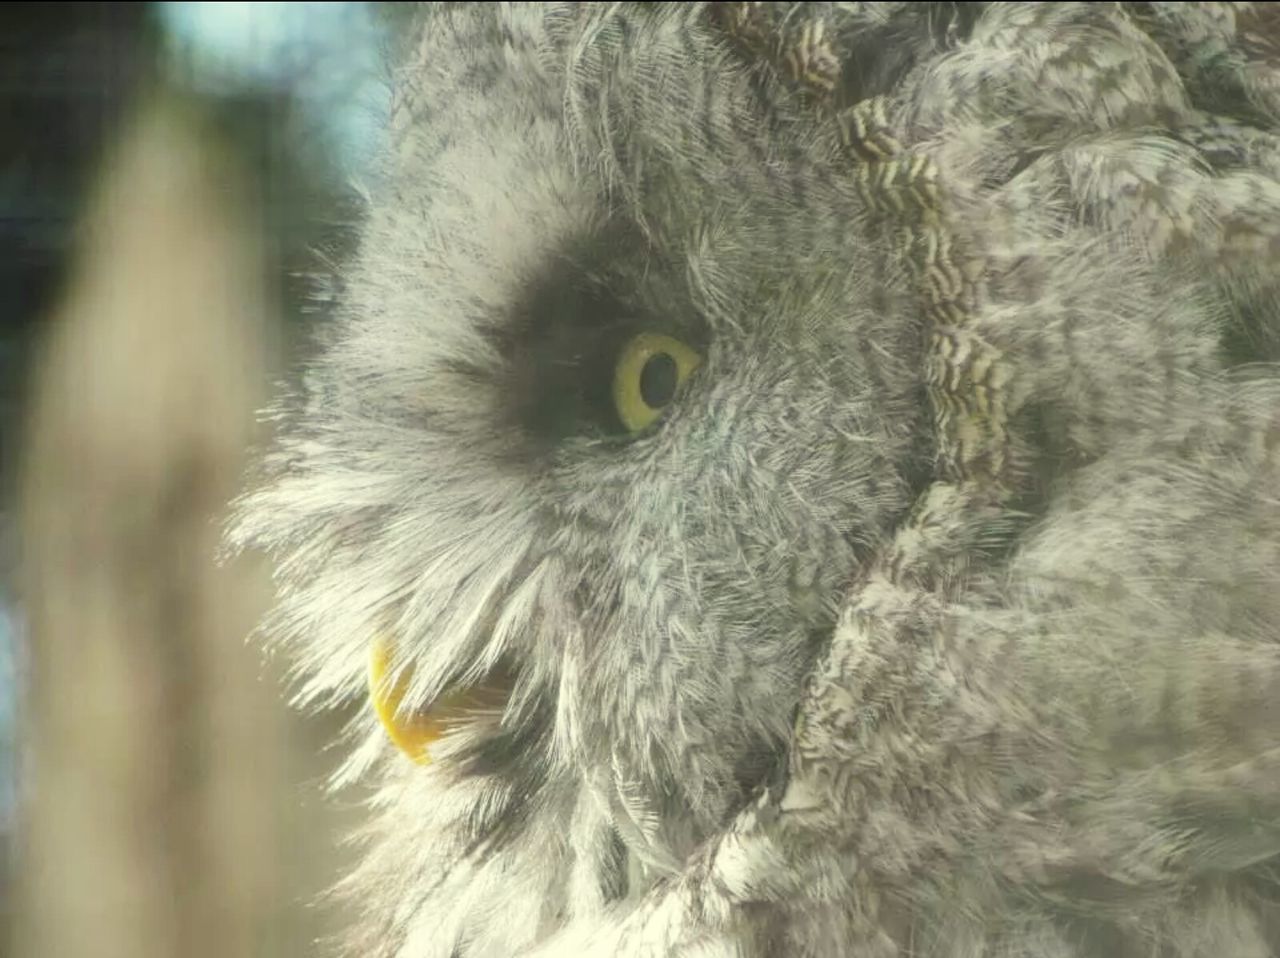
[367, 637, 513, 764]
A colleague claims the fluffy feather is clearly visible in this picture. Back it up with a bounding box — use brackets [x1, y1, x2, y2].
[229, 3, 1280, 954]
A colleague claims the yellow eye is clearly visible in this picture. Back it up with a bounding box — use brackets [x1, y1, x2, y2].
[612, 333, 701, 433]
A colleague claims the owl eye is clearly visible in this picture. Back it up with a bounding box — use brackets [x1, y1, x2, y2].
[612, 333, 701, 433]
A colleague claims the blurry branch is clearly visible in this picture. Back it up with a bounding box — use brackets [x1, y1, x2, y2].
[12, 94, 323, 957]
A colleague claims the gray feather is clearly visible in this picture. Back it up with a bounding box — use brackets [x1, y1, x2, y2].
[228, 3, 1280, 954]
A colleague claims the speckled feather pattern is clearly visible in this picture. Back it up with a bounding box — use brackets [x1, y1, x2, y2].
[229, 4, 1280, 956]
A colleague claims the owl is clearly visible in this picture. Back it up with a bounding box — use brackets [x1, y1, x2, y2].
[229, 3, 1280, 956]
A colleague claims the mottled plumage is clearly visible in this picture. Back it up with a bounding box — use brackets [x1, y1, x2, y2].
[229, 4, 1280, 955]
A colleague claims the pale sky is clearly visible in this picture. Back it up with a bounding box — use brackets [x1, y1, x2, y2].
[157, 1, 391, 175]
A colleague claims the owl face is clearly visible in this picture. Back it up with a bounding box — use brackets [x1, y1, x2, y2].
[237, 4, 926, 875]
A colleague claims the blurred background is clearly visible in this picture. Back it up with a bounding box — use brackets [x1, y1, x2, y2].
[1, 4, 401, 955]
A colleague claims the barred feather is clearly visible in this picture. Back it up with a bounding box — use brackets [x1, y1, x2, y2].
[229, 4, 1280, 955]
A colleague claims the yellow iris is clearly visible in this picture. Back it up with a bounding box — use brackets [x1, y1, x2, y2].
[612, 332, 701, 433]
[367, 637, 511, 764]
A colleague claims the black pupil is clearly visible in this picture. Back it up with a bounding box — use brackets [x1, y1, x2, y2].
[639, 352, 678, 409]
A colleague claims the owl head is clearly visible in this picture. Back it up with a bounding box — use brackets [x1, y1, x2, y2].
[230, 3, 927, 948]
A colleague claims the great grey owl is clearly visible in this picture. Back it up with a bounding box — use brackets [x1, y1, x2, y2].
[228, 3, 1280, 955]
